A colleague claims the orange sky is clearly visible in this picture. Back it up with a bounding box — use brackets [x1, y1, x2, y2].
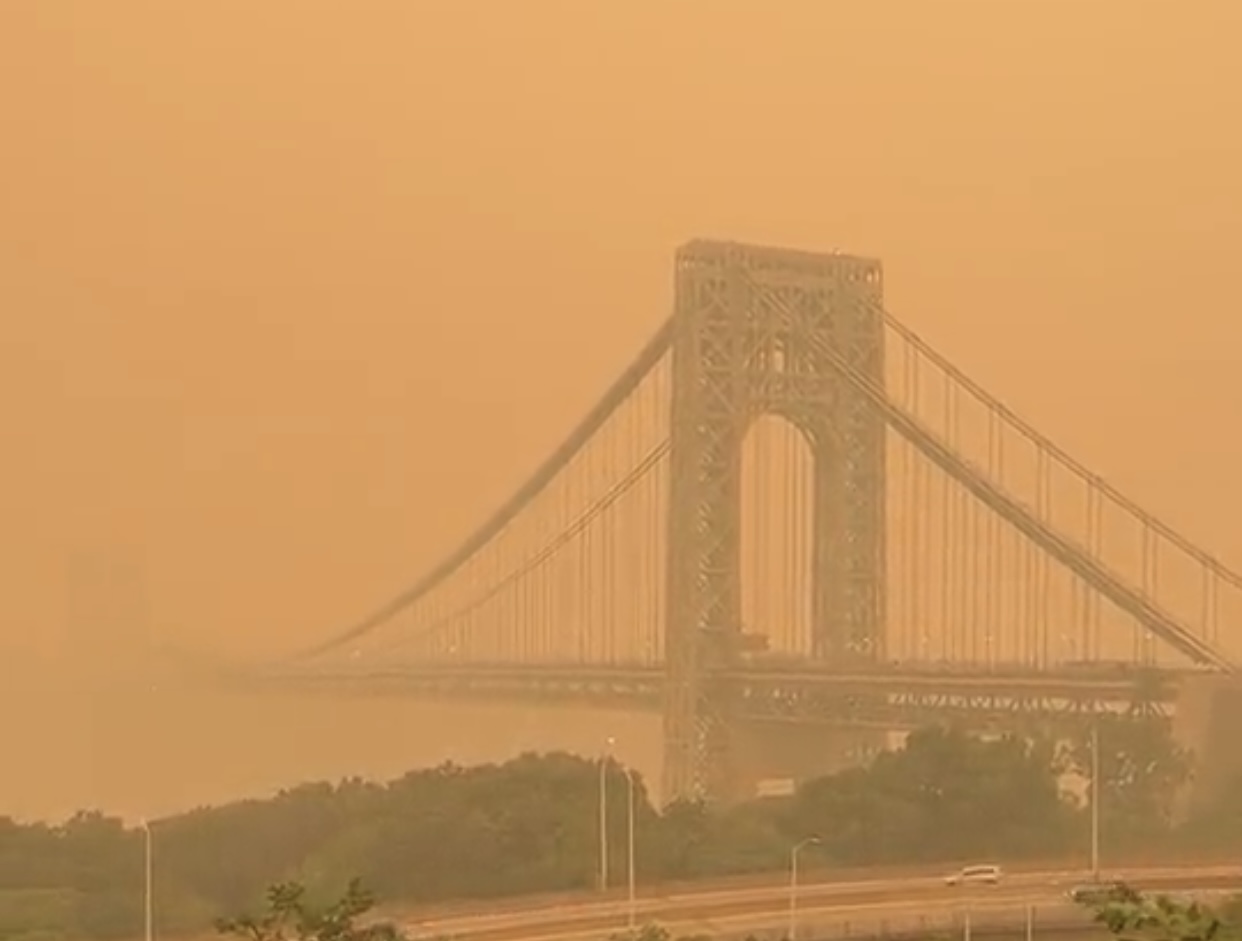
[1, 0, 1240, 820]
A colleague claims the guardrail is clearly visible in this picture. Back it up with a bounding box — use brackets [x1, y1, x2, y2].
[787, 902, 1094, 941]
[715, 893, 1236, 941]
[407, 868, 1242, 939]
[391, 853, 1242, 923]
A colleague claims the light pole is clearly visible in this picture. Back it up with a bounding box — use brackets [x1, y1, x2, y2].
[625, 768, 637, 930]
[600, 736, 615, 892]
[1090, 716, 1101, 881]
[140, 819, 153, 941]
[788, 837, 820, 941]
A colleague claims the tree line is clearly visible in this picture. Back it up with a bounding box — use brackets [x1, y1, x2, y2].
[1, 715, 1238, 941]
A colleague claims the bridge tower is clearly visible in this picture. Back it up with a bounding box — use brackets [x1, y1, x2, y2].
[662, 240, 888, 804]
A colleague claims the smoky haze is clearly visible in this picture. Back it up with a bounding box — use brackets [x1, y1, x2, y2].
[2, 1, 1240, 822]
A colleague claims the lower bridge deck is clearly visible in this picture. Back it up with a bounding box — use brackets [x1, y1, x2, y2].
[253, 660, 1192, 732]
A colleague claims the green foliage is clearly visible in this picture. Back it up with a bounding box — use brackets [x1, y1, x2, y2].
[0, 812, 146, 941]
[1180, 768, 1242, 852]
[651, 798, 789, 880]
[792, 726, 1074, 865]
[608, 924, 672, 941]
[1062, 715, 1193, 847]
[606, 924, 719, 941]
[0, 889, 76, 941]
[1077, 884, 1242, 941]
[0, 719, 1221, 941]
[215, 879, 404, 941]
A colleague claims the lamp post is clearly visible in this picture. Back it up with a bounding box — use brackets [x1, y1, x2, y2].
[625, 768, 637, 930]
[600, 736, 615, 892]
[1090, 716, 1101, 881]
[140, 819, 153, 941]
[788, 837, 820, 941]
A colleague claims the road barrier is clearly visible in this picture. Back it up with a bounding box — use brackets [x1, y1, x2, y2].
[718, 893, 1237, 941]
[408, 869, 1242, 940]
[391, 853, 1242, 923]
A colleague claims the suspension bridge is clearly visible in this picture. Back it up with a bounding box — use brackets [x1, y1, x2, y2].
[251, 240, 1242, 804]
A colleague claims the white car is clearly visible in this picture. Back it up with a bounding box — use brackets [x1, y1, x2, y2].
[944, 864, 1003, 887]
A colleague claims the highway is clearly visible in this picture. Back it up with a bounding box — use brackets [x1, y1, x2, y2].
[401, 867, 1242, 941]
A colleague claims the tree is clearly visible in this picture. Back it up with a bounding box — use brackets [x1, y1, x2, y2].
[789, 725, 1073, 864]
[1077, 884, 1238, 941]
[648, 796, 789, 880]
[608, 923, 721, 941]
[4, 726, 1226, 941]
[1062, 716, 1192, 847]
[215, 880, 403, 941]
[1180, 769, 1242, 852]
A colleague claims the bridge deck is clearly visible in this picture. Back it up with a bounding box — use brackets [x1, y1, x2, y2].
[256, 660, 1190, 732]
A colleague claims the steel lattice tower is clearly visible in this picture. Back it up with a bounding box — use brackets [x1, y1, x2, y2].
[662, 240, 887, 804]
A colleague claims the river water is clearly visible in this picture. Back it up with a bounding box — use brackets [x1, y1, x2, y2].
[1, 660, 661, 822]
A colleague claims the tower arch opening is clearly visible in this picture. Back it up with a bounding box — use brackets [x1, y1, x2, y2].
[739, 413, 816, 661]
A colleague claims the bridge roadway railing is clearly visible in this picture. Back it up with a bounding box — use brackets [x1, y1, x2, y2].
[265, 660, 1187, 697]
[261, 661, 1189, 731]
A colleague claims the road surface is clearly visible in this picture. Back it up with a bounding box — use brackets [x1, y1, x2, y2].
[402, 866, 1241, 941]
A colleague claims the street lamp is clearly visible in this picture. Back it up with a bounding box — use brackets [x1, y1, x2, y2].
[140, 819, 153, 941]
[1090, 716, 1101, 881]
[625, 768, 638, 930]
[600, 736, 616, 892]
[788, 837, 820, 941]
